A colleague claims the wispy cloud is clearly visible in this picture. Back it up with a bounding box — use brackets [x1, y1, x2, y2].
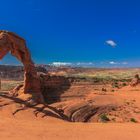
[106, 40, 117, 48]
[49, 61, 128, 68]
[51, 62, 72, 66]
[122, 62, 128, 65]
[109, 61, 118, 65]
[50, 62, 95, 67]
[109, 61, 128, 65]
[76, 62, 94, 66]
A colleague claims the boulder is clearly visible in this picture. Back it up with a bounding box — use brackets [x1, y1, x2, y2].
[130, 74, 140, 87]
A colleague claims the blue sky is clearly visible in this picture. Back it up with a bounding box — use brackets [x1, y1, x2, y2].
[0, 0, 140, 67]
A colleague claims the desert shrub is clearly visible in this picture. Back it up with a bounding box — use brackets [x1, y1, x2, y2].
[112, 118, 116, 121]
[130, 118, 137, 123]
[126, 102, 130, 105]
[120, 79, 128, 82]
[112, 82, 119, 88]
[112, 107, 116, 111]
[122, 83, 127, 87]
[102, 88, 107, 92]
[99, 114, 110, 122]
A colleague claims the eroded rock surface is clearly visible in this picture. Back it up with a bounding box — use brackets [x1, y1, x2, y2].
[130, 74, 140, 87]
[0, 30, 43, 102]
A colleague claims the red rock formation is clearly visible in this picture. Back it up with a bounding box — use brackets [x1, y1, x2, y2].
[0, 30, 44, 103]
[130, 74, 140, 87]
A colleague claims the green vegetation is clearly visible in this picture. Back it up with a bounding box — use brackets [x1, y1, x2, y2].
[130, 118, 137, 123]
[99, 114, 110, 122]
[1, 80, 23, 91]
[122, 83, 127, 87]
[112, 82, 119, 88]
[66, 68, 140, 83]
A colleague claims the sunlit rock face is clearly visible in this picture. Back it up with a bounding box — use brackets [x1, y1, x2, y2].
[0, 30, 44, 103]
[130, 74, 140, 87]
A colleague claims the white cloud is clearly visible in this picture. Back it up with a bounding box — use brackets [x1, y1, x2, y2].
[50, 61, 128, 67]
[50, 62, 95, 67]
[109, 61, 118, 65]
[76, 62, 94, 66]
[109, 61, 128, 65]
[106, 40, 117, 48]
[51, 62, 72, 66]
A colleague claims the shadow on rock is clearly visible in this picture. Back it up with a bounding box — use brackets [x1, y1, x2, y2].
[40, 75, 72, 104]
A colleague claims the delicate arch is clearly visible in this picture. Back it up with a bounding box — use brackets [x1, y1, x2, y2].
[0, 30, 43, 102]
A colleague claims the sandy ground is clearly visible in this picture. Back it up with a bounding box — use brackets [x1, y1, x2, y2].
[0, 116, 140, 140]
[0, 85, 140, 140]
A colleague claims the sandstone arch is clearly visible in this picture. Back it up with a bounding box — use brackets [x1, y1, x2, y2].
[0, 30, 43, 103]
